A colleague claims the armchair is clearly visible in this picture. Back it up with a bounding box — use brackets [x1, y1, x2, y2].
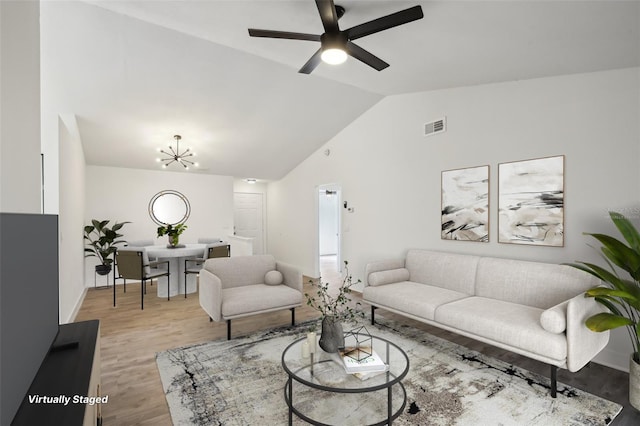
[199, 254, 302, 339]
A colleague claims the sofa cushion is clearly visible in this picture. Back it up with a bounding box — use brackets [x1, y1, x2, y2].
[435, 297, 567, 362]
[364, 281, 470, 321]
[368, 268, 410, 287]
[475, 258, 600, 309]
[540, 300, 568, 334]
[222, 284, 300, 318]
[405, 250, 479, 294]
[264, 270, 284, 285]
[204, 255, 276, 289]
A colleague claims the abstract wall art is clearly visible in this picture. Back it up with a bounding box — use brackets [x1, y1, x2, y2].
[498, 155, 564, 246]
[441, 165, 489, 242]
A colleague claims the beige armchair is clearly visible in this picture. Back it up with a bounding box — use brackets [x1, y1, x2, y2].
[199, 254, 302, 339]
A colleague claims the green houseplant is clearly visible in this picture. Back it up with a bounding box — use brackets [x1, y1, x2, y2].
[566, 211, 640, 409]
[84, 219, 129, 275]
[305, 261, 364, 352]
[157, 222, 188, 247]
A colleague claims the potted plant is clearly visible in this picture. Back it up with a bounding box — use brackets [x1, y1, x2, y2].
[566, 211, 640, 409]
[84, 219, 129, 275]
[305, 261, 364, 352]
[157, 222, 188, 247]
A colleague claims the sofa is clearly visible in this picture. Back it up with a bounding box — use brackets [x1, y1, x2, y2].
[363, 249, 609, 397]
[199, 254, 303, 339]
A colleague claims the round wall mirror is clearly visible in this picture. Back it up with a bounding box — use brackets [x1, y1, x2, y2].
[149, 190, 191, 226]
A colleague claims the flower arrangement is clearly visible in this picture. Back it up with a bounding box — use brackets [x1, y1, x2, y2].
[157, 222, 188, 247]
[305, 261, 364, 323]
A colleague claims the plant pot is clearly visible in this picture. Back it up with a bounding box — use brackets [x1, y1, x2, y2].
[318, 316, 345, 353]
[168, 235, 179, 247]
[630, 355, 640, 410]
[95, 264, 112, 276]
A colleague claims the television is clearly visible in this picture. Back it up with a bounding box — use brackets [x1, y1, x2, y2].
[0, 213, 59, 425]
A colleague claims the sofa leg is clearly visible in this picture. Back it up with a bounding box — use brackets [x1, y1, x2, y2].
[209, 316, 213, 322]
[291, 308, 296, 326]
[371, 306, 377, 325]
[550, 365, 557, 398]
[227, 320, 232, 340]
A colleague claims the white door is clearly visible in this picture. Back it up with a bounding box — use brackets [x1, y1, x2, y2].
[233, 192, 264, 255]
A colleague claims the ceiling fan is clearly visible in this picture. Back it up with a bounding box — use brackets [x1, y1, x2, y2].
[248, 0, 424, 74]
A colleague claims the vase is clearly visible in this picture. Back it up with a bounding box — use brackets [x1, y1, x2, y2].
[168, 234, 179, 247]
[630, 355, 640, 410]
[318, 316, 344, 353]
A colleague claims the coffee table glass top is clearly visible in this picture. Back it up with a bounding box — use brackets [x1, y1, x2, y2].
[282, 334, 409, 392]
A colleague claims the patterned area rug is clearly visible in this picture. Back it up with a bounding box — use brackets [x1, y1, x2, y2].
[156, 317, 622, 425]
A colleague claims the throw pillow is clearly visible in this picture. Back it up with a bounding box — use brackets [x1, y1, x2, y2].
[540, 300, 568, 334]
[264, 270, 284, 286]
[368, 268, 410, 287]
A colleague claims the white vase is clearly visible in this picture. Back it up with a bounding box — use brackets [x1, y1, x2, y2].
[630, 355, 640, 410]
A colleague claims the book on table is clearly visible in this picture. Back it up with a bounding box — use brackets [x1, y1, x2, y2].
[339, 347, 387, 374]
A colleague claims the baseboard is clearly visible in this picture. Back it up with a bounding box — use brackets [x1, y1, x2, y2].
[593, 348, 630, 373]
[65, 287, 88, 324]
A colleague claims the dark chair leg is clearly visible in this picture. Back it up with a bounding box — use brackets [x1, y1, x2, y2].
[113, 277, 116, 307]
[141, 280, 145, 310]
[184, 272, 187, 298]
[371, 306, 377, 325]
[550, 365, 558, 398]
[291, 308, 296, 326]
[209, 316, 213, 322]
[227, 320, 232, 340]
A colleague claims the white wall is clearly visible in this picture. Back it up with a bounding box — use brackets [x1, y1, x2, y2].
[0, 0, 41, 213]
[267, 67, 640, 371]
[58, 114, 87, 323]
[84, 166, 234, 286]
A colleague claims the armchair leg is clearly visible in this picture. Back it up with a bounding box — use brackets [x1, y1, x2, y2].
[550, 365, 558, 398]
[371, 306, 377, 325]
[141, 280, 145, 310]
[227, 320, 232, 340]
[291, 308, 295, 326]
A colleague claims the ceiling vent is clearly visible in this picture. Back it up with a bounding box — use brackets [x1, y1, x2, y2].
[424, 117, 446, 137]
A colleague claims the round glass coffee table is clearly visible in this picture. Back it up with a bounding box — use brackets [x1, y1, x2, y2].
[282, 335, 409, 425]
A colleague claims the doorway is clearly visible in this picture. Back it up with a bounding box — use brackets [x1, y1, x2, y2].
[317, 184, 341, 280]
[233, 192, 265, 255]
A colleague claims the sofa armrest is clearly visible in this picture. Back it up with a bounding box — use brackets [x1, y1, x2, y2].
[277, 261, 303, 293]
[364, 259, 406, 287]
[198, 269, 223, 322]
[566, 293, 610, 372]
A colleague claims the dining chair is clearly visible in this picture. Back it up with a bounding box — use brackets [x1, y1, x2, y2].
[114, 247, 170, 310]
[184, 242, 231, 298]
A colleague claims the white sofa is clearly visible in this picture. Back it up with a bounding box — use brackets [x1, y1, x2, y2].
[199, 254, 303, 339]
[363, 249, 609, 397]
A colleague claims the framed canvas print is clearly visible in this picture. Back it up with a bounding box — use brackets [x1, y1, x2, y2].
[498, 155, 564, 246]
[441, 165, 489, 242]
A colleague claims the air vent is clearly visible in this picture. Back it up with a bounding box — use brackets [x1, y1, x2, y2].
[424, 117, 446, 137]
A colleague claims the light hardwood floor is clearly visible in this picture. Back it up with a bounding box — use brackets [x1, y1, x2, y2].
[75, 258, 639, 425]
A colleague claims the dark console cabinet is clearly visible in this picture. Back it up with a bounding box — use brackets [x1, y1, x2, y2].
[12, 320, 102, 426]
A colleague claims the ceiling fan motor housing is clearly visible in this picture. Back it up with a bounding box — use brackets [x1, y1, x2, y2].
[321, 31, 348, 50]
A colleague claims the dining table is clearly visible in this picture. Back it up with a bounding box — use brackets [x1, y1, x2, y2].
[145, 243, 206, 298]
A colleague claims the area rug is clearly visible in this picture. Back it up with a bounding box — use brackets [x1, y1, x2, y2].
[156, 317, 622, 425]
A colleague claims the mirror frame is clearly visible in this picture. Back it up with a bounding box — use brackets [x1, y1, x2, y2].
[148, 190, 191, 226]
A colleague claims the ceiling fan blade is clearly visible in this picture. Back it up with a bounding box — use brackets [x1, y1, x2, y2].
[248, 29, 321, 42]
[345, 41, 389, 71]
[315, 0, 339, 33]
[299, 48, 323, 74]
[345, 5, 424, 41]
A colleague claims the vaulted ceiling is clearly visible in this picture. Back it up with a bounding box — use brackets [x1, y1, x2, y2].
[41, 1, 640, 180]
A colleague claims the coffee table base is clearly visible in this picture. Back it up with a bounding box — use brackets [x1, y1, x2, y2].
[284, 376, 407, 426]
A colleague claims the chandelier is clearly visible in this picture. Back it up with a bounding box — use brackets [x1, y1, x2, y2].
[157, 135, 197, 170]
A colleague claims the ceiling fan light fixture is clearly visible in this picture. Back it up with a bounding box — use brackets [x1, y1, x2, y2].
[321, 48, 347, 65]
